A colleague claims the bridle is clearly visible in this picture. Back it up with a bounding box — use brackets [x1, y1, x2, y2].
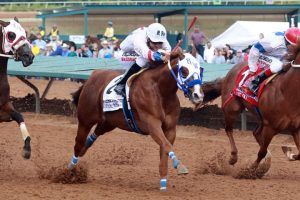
[167, 57, 203, 97]
[0, 21, 30, 59]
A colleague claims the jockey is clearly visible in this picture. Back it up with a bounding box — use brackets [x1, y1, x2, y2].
[247, 27, 300, 94]
[114, 23, 171, 96]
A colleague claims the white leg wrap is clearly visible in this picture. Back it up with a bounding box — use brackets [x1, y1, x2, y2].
[287, 151, 296, 161]
[20, 122, 30, 141]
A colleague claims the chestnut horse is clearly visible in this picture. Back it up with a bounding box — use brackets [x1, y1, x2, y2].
[0, 18, 35, 159]
[202, 42, 300, 175]
[68, 49, 204, 190]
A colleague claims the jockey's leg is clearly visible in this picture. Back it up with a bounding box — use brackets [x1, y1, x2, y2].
[248, 68, 273, 94]
[114, 62, 141, 96]
[248, 56, 282, 94]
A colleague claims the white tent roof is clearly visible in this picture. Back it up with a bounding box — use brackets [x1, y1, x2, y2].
[211, 21, 297, 50]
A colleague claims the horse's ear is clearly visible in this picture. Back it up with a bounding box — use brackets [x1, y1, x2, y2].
[14, 17, 19, 23]
[0, 20, 9, 27]
[170, 47, 184, 59]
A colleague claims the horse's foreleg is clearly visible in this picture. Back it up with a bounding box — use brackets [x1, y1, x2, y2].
[253, 123, 263, 146]
[149, 125, 187, 191]
[11, 111, 31, 159]
[68, 122, 93, 169]
[252, 126, 274, 169]
[79, 122, 115, 157]
[3, 102, 31, 159]
[159, 146, 168, 191]
[223, 100, 242, 165]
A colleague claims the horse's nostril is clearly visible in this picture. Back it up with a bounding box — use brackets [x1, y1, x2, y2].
[193, 93, 199, 99]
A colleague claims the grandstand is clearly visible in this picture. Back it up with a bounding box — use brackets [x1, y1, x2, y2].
[32, 0, 300, 48]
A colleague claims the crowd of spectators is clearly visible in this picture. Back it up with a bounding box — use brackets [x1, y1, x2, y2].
[29, 21, 121, 60]
[189, 24, 257, 65]
[30, 21, 257, 67]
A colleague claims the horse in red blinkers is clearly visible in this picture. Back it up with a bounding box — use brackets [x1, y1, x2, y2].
[201, 40, 300, 177]
[0, 18, 35, 159]
[67, 48, 204, 190]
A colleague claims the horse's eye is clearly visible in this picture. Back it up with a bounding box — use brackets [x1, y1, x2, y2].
[7, 32, 16, 42]
[180, 67, 189, 78]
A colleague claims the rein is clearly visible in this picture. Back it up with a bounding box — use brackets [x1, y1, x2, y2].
[0, 53, 13, 58]
[291, 60, 300, 68]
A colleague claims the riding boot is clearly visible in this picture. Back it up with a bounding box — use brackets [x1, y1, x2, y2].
[248, 68, 273, 94]
[114, 63, 141, 96]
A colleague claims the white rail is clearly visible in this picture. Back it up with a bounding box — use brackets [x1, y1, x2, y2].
[0, 0, 299, 9]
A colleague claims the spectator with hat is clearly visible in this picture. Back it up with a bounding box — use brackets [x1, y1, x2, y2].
[230, 49, 244, 64]
[45, 43, 53, 56]
[104, 21, 114, 40]
[61, 43, 70, 57]
[98, 40, 113, 58]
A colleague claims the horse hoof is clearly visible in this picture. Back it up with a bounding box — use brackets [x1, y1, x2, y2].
[256, 154, 271, 179]
[177, 163, 189, 175]
[23, 137, 31, 159]
[23, 149, 31, 159]
[67, 162, 76, 170]
[228, 157, 237, 165]
[281, 146, 296, 161]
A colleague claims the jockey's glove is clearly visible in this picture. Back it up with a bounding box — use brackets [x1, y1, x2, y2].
[152, 51, 163, 62]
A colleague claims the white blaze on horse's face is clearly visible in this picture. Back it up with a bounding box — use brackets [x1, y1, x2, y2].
[177, 53, 204, 104]
[2, 20, 29, 53]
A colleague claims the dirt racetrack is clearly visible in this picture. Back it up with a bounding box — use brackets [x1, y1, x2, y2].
[1, 77, 300, 200]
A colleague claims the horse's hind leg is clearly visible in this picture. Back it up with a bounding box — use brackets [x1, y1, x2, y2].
[2, 102, 31, 159]
[68, 121, 94, 169]
[223, 99, 243, 165]
[78, 122, 115, 157]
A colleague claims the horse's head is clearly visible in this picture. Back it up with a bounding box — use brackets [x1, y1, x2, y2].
[170, 48, 204, 104]
[0, 17, 34, 67]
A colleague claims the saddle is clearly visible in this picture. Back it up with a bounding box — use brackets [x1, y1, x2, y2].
[232, 66, 277, 106]
[102, 68, 148, 133]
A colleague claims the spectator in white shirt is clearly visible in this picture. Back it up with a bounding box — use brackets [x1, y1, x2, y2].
[203, 41, 215, 63]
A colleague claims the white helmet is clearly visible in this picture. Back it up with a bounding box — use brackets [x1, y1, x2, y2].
[146, 23, 167, 43]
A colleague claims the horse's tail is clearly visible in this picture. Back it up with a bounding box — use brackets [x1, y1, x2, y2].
[202, 78, 224, 104]
[72, 85, 84, 107]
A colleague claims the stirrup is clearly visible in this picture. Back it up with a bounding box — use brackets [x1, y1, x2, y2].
[248, 84, 258, 94]
[114, 84, 125, 96]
